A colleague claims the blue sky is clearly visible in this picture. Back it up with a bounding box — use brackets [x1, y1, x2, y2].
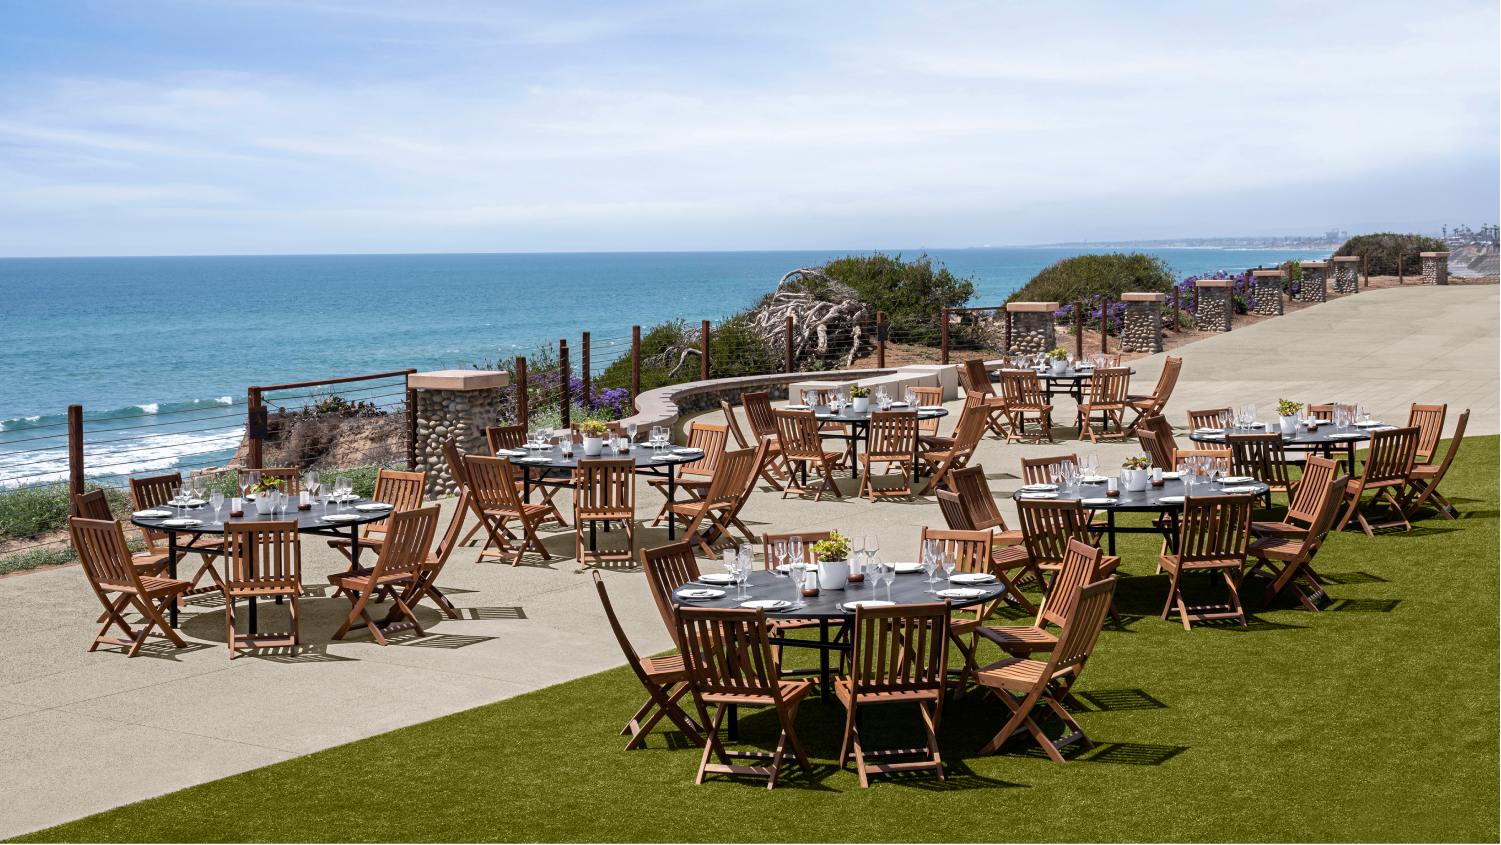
[0, 0, 1496, 256]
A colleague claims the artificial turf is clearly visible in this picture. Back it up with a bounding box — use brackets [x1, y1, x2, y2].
[14, 436, 1499, 843]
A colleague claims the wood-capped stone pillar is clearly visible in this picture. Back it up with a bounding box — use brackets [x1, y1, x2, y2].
[409, 370, 510, 500]
[1004, 301, 1060, 353]
[1331, 256, 1360, 293]
[1251, 270, 1286, 316]
[1194, 279, 1233, 332]
[1119, 292, 1165, 353]
[1420, 252, 1450, 285]
[1298, 261, 1327, 302]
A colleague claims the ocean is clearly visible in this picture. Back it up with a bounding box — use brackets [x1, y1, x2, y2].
[0, 247, 1331, 486]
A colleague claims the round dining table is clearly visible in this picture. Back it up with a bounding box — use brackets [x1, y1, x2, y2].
[673, 566, 1004, 703]
[500, 442, 706, 540]
[130, 498, 391, 628]
[786, 402, 949, 482]
[1188, 421, 1385, 468]
[1011, 476, 1272, 555]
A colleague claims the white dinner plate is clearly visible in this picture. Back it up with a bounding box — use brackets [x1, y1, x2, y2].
[677, 588, 725, 599]
[784, 405, 811, 410]
[1158, 495, 1185, 504]
[1017, 492, 1058, 499]
[160, 518, 202, 527]
[1219, 486, 1261, 493]
[698, 574, 734, 585]
[1020, 483, 1058, 491]
[893, 562, 924, 574]
[1161, 471, 1182, 479]
[1081, 497, 1117, 506]
[673, 448, 704, 456]
[495, 449, 526, 457]
[890, 401, 910, 407]
[1220, 476, 1255, 484]
[133, 510, 172, 518]
[320, 514, 362, 523]
[741, 600, 790, 610]
[518, 457, 551, 463]
[355, 503, 393, 512]
[949, 573, 997, 584]
[937, 588, 986, 599]
[842, 600, 895, 610]
[1194, 428, 1224, 435]
[1326, 433, 1364, 440]
[1081, 476, 1108, 483]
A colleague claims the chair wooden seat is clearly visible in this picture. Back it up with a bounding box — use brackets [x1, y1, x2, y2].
[858, 410, 918, 501]
[977, 624, 1057, 651]
[135, 575, 194, 597]
[1409, 464, 1440, 480]
[1250, 521, 1307, 539]
[977, 538, 1107, 660]
[975, 655, 1048, 687]
[1399, 410, 1469, 520]
[701, 679, 814, 709]
[224, 582, 299, 597]
[1159, 495, 1253, 630]
[1338, 426, 1419, 536]
[1243, 473, 1347, 613]
[1246, 536, 1302, 561]
[1159, 555, 1244, 572]
[834, 682, 941, 706]
[327, 469, 426, 566]
[1249, 455, 1340, 542]
[222, 520, 303, 658]
[329, 506, 439, 646]
[327, 568, 413, 593]
[71, 516, 193, 658]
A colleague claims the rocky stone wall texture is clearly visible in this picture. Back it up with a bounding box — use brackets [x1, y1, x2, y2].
[1120, 301, 1162, 353]
[1253, 278, 1284, 316]
[1421, 256, 1449, 286]
[1009, 312, 1056, 353]
[1299, 269, 1327, 302]
[1196, 287, 1232, 332]
[414, 386, 503, 500]
[1333, 261, 1359, 293]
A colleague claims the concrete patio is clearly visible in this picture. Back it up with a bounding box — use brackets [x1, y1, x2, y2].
[0, 283, 1493, 839]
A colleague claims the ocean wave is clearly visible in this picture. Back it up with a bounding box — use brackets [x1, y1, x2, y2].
[0, 426, 247, 487]
[0, 396, 242, 432]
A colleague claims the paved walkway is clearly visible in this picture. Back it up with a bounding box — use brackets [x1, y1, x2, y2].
[0, 284, 1493, 837]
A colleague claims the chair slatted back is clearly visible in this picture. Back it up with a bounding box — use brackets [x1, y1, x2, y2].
[430, 497, 468, 569]
[1140, 414, 1179, 455]
[919, 527, 992, 575]
[1288, 473, 1352, 561]
[678, 423, 729, 482]
[1045, 577, 1116, 675]
[1038, 539, 1104, 629]
[936, 489, 972, 531]
[676, 607, 785, 702]
[719, 399, 753, 449]
[1017, 499, 1093, 569]
[464, 455, 527, 512]
[70, 516, 141, 591]
[1137, 428, 1173, 471]
[576, 459, 635, 518]
[1174, 447, 1232, 472]
[760, 531, 831, 568]
[742, 391, 779, 442]
[700, 447, 757, 511]
[223, 520, 301, 588]
[1176, 495, 1253, 563]
[592, 571, 655, 686]
[850, 602, 949, 701]
[642, 542, 702, 645]
[1020, 454, 1080, 486]
[1086, 367, 1131, 406]
[948, 465, 1009, 532]
[129, 472, 183, 551]
[241, 467, 300, 494]
[75, 489, 113, 521]
[947, 404, 987, 457]
[1406, 403, 1447, 463]
[486, 424, 527, 453]
[367, 506, 440, 585]
[1306, 404, 1335, 421]
[773, 409, 824, 461]
[1356, 426, 1419, 487]
[1147, 357, 1182, 402]
[363, 469, 427, 539]
[963, 359, 997, 398]
[1287, 456, 1340, 524]
[1186, 408, 1230, 430]
[1227, 432, 1292, 489]
[999, 370, 1048, 407]
[867, 411, 917, 460]
[1426, 409, 1469, 479]
[912, 386, 944, 435]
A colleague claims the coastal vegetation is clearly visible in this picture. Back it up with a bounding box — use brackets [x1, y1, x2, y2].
[1333, 232, 1447, 268]
[1006, 252, 1177, 305]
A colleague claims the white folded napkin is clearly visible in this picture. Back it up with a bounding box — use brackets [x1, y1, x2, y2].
[842, 600, 895, 610]
[937, 588, 986, 598]
[133, 509, 172, 518]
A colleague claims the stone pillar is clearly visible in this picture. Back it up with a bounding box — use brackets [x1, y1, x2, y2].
[1420, 252, 1450, 285]
[1298, 261, 1328, 302]
[1119, 292, 1165, 353]
[409, 370, 510, 500]
[1194, 279, 1233, 332]
[1251, 270, 1286, 316]
[1004, 301, 1061, 353]
[1332, 256, 1360, 293]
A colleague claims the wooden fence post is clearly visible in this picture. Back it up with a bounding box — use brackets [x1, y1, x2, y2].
[1397, 253, 1403, 285]
[940, 308, 951, 364]
[1362, 254, 1368, 287]
[406, 383, 417, 471]
[784, 315, 794, 373]
[247, 386, 264, 470]
[630, 325, 641, 402]
[876, 311, 886, 369]
[559, 340, 571, 427]
[1004, 310, 1012, 351]
[700, 320, 710, 381]
[581, 331, 591, 410]
[515, 356, 528, 427]
[1173, 288, 1180, 332]
[67, 405, 84, 515]
[1074, 302, 1084, 359]
[1101, 297, 1109, 353]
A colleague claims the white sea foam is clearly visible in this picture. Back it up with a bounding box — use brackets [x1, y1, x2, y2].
[137, 403, 159, 414]
[216, 396, 233, 404]
[0, 427, 245, 488]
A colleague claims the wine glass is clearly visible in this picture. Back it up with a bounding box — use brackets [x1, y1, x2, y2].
[788, 559, 807, 608]
[864, 534, 879, 574]
[879, 555, 895, 601]
[209, 489, 224, 522]
[941, 545, 957, 587]
[245, 470, 260, 500]
[774, 539, 788, 574]
[737, 548, 753, 599]
[849, 535, 865, 580]
[1247, 403, 1257, 426]
[336, 476, 352, 511]
[305, 470, 320, 499]
[626, 421, 638, 442]
[788, 535, 803, 570]
[1085, 454, 1100, 477]
[922, 543, 940, 593]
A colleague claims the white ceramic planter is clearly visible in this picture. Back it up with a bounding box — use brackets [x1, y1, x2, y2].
[1051, 359, 1067, 375]
[818, 559, 849, 590]
[253, 494, 276, 515]
[1280, 416, 1298, 436]
[851, 397, 869, 413]
[582, 437, 604, 456]
[1121, 469, 1149, 492]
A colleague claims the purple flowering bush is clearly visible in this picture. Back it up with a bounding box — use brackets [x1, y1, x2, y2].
[1053, 296, 1127, 336]
[1177, 271, 1253, 314]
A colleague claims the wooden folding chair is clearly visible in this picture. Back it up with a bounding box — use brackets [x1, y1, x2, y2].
[641, 541, 702, 645]
[326, 468, 426, 564]
[911, 386, 946, 442]
[69, 516, 191, 657]
[1139, 413, 1180, 456]
[919, 392, 985, 451]
[1401, 409, 1468, 521]
[1136, 427, 1174, 473]
[222, 520, 302, 658]
[774, 409, 844, 501]
[740, 391, 793, 487]
[1244, 474, 1348, 612]
[76, 489, 169, 577]
[464, 455, 554, 563]
[486, 423, 527, 453]
[975, 576, 1118, 760]
[676, 606, 814, 789]
[1173, 447, 1233, 472]
[486, 423, 570, 527]
[130, 472, 225, 602]
[328, 505, 439, 645]
[1075, 367, 1131, 442]
[715, 439, 772, 545]
[977, 538, 1105, 658]
[1251, 455, 1341, 539]
[858, 410, 918, 501]
[919, 527, 995, 694]
[592, 571, 705, 750]
[999, 370, 1054, 443]
[392, 497, 467, 620]
[722, 398, 784, 490]
[1228, 432, 1294, 505]
[934, 467, 1035, 614]
[1016, 498, 1120, 621]
[576, 459, 636, 567]
[1306, 404, 1336, 421]
[918, 406, 985, 495]
[1186, 408, 1230, 430]
[838, 601, 950, 787]
[1405, 403, 1447, 465]
[1126, 357, 1181, 433]
[663, 447, 759, 557]
[1159, 494, 1253, 630]
[961, 359, 1010, 437]
[648, 423, 727, 524]
[1337, 426, 1419, 536]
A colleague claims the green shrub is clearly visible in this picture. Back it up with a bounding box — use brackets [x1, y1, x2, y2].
[1333, 233, 1446, 267]
[819, 252, 975, 324]
[1007, 252, 1177, 305]
[0, 481, 132, 540]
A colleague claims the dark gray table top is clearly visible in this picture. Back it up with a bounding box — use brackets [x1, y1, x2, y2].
[672, 566, 1003, 621]
[129, 497, 390, 534]
[784, 404, 948, 423]
[1188, 422, 1385, 447]
[1010, 476, 1270, 513]
[497, 442, 702, 471]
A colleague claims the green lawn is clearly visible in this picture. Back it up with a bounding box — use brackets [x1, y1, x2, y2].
[15, 437, 1499, 843]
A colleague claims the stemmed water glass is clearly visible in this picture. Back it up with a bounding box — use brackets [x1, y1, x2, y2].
[849, 535, 865, 582]
[921, 541, 940, 593]
[335, 476, 352, 511]
[774, 539, 788, 575]
[735, 548, 752, 600]
[305, 470, 320, 500]
[210, 489, 224, 523]
[879, 555, 895, 601]
[864, 534, 879, 584]
[941, 545, 957, 588]
[1084, 454, 1100, 478]
[626, 421, 638, 442]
